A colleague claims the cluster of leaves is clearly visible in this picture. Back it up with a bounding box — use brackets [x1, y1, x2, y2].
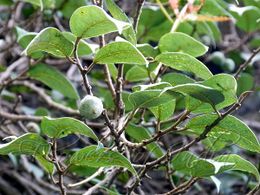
[0, 0, 259, 194]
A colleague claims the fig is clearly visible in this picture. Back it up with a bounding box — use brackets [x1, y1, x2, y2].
[79, 95, 103, 119]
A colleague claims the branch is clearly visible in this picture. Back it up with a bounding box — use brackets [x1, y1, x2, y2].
[161, 177, 199, 195]
[14, 81, 79, 116]
[115, 64, 125, 120]
[234, 47, 260, 79]
[0, 110, 42, 122]
[72, 37, 93, 95]
[98, 35, 116, 100]
[51, 139, 66, 195]
[83, 169, 120, 195]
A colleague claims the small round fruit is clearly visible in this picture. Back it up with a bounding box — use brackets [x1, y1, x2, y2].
[79, 95, 103, 120]
[210, 51, 225, 65]
[222, 58, 235, 72]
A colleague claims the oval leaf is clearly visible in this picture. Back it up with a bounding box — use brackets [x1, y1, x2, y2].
[70, 5, 129, 39]
[186, 114, 260, 152]
[159, 32, 208, 57]
[69, 145, 137, 175]
[28, 64, 79, 99]
[94, 41, 148, 65]
[41, 117, 98, 141]
[155, 52, 213, 80]
[129, 90, 177, 108]
[24, 27, 74, 57]
[214, 154, 260, 181]
[187, 74, 237, 112]
[0, 133, 49, 156]
[168, 83, 225, 107]
[172, 151, 233, 177]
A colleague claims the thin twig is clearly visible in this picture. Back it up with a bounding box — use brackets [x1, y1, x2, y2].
[234, 47, 260, 79]
[133, 0, 145, 32]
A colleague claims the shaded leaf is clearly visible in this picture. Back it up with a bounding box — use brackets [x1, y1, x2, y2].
[172, 151, 233, 177]
[186, 115, 260, 152]
[126, 66, 148, 82]
[22, 0, 43, 9]
[186, 74, 237, 112]
[149, 99, 176, 121]
[168, 83, 224, 108]
[28, 63, 79, 99]
[129, 90, 177, 108]
[214, 154, 260, 181]
[137, 44, 159, 58]
[230, 6, 260, 32]
[0, 133, 49, 156]
[162, 72, 195, 86]
[125, 124, 164, 158]
[69, 145, 137, 175]
[36, 155, 54, 174]
[105, 0, 136, 44]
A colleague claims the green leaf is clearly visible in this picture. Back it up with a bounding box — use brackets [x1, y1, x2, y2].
[186, 74, 237, 112]
[168, 83, 225, 108]
[162, 72, 195, 86]
[129, 83, 224, 109]
[41, 117, 98, 141]
[69, 145, 137, 175]
[107, 63, 118, 81]
[24, 27, 74, 57]
[214, 154, 260, 181]
[17, 32, 37, 49]
[0, 0, 13, 6]
[126, 66, 148, 82]
[94, 40, 148, 65]
[137, 44, 159, 58]
[200, 0, 231, 17]
[70, 5, 129, 39]
[28, 63, 79, 99]
[15, 27, 44, 59]
[105, 0, 136, 44]
[172, 151, 233, 177]
[129, 90, 177, 108]
[159, 32, 208, 57]
[0, 133, 49, 156]
[22, 0, 43, 10]
[125, 124, 164, 158]
[155, 52, 213, 80]
[36, 155, 54, 174]
[62, 32, 96, 57]
[60, 0, 86, 19]
[186, 114, 260, 152]
[149, 99, 176, 122]
[230, 6, 260, 32]
[237, 73, 254, 96]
